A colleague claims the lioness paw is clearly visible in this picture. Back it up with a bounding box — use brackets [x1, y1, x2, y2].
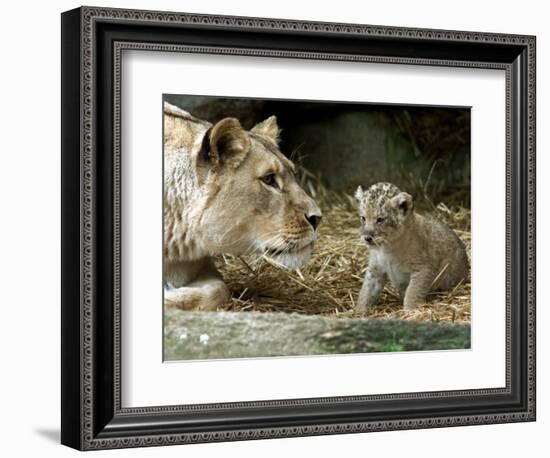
[164, 282, 230, 311]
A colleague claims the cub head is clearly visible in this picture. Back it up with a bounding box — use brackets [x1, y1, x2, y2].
[355, 182, 413, 247]
[196, 115, 322, 269]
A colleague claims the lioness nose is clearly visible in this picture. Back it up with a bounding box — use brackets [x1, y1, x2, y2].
[305, 213, 322, 230]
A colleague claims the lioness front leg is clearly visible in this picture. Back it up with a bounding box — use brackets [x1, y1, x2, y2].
[165, 278, 229, 311]
[403, 269, 434, 310]
[357, 261, 386, 311]
[164, 259, 230, 311]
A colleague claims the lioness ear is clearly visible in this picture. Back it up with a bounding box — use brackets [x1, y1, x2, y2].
[392, 192, 414, 216]
[208, 117, 251, 169]
[251, 115, 280, 144]
[354, 185, 364, 202]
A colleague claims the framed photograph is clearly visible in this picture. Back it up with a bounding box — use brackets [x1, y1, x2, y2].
[61, 6, 536, 450]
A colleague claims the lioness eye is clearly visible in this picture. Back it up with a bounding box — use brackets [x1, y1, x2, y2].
[376, 217, 385, 224]
[261, 173, 279, 189]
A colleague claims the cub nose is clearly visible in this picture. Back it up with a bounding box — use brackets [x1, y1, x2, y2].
[305, 213, 322, 230]
[363, 230, 374, 244]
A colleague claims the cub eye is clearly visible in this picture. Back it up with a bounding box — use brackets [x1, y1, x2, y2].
[261, 173, 279, 189]
[360, 216, 366, 224]
[376, 217, 385, 224]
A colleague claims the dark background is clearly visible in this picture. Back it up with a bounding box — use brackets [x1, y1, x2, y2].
[164, 94, 471, 208]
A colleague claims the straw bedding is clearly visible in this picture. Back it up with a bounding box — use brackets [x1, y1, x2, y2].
[215, 177, 471, 324]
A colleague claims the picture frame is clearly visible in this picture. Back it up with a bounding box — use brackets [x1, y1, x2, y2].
[61, 5, 536, 450]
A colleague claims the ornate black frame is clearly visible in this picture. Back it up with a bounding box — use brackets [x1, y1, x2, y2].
[61, 6, 536, 450]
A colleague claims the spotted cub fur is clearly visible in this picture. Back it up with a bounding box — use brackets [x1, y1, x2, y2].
[355, 182, 469, 310]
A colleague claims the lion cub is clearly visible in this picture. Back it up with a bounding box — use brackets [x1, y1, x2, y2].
[355, 182, 469, 310]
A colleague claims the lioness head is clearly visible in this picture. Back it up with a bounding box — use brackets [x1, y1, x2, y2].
[186, 113, 321, 269]
[355, 182, 414, 247]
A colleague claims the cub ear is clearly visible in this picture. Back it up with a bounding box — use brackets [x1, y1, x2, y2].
[251, 115, 280, 144]
[392, 192, 414, 216]
[354, 185, 364, 202]
[207, 117, 251, 169]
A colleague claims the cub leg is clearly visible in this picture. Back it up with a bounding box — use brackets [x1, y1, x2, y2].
[357, 259, 386, 311]
[164, 259, 230, 311]
[403, 269, 434, 310]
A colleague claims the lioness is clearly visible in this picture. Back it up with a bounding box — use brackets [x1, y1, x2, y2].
[164, 102, 322, 310]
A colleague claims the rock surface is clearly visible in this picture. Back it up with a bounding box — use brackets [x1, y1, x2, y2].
[164, 310, 470, 361]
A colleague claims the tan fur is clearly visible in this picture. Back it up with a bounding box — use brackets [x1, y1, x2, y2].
[355, 182, 469, 310]
[163, 102, 321, 310]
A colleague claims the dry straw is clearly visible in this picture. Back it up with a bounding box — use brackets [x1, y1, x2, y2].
[216, 173, 471, 324]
